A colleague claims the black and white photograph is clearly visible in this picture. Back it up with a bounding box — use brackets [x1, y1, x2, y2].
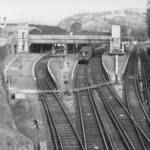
[0, 0, 149, 149]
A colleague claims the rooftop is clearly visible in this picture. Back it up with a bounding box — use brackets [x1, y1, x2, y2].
[29, 24, 68, 35]
[3, 23, 111, 36]
[29, 24, 111, 36]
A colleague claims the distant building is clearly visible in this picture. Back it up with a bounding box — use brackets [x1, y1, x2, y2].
[1, 23, 69, 53]
[2, 23, 31, 53]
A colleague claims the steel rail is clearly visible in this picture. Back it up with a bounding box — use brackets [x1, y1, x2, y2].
[75, 65, 88, 150]
[35, 59, 63, 150]
[124, 48, 148, 149]
[95, 54, 149, 149]
[44, 61, 85, 150]
[89, 59, 137, 150]
[124, 47, 150, 148]
[85, 64, 131, 150]
[35, 56, 85, 150]
[139, 49, 150, 112]
[76, 64, 111, 150]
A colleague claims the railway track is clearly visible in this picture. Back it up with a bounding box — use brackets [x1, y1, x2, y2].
[74, 64, 112, 150]
[85, 64, 135, 150]
[139, 48, 150, 113]
[88, 54, 150, 149]
[33, 48, 150, 149]
[123, 46, 150, 148]
[34, 55, 85, 150]
[74, 62, 140, 149]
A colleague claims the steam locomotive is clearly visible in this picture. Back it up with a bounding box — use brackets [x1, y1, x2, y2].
[78, 44, 107, 64]
[78, 46, 94, 64]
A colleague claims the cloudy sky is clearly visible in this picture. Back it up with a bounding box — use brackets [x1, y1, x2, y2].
[0, 0, 147, 25]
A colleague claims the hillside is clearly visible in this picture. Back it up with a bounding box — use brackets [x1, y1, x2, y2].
[58, 9, 147, 40]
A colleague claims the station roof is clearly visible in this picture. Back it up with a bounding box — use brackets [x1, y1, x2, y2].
[29, 24, 68, 35]
[29, 24, 111, 36]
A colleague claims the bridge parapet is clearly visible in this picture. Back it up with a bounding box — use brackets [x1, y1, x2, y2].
[29, 34, 110, 40]
[29, 34, 111, 44]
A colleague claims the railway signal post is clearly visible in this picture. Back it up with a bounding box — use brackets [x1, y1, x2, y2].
[110, 25, 122, 83]
[110, 25, 122, 54]
[115, 54, 119, 84]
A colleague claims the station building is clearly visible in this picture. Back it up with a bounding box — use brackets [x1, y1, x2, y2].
[1, 22, 111, 54]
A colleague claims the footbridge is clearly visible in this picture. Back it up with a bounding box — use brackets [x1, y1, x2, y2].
[28, 25, 111, 53]
[29, 25, 111, 44]
[29, 34, 111, 44]
[3, 23, 112, 53]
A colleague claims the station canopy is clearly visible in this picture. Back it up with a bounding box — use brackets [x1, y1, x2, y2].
[29, 24, 111, 36]
[29, 24, 68, 35]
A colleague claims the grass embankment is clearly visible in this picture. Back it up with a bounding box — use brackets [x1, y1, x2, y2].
[0, 45, 33, 150]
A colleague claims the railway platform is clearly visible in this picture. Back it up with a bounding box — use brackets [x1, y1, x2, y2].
[47, 55, 77, 90]
[102, 50, 130, 98]
[102, 52, 130, 82]
[4, 53, 49, 149]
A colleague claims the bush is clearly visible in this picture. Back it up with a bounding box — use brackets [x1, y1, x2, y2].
[147, 47, 150, 56]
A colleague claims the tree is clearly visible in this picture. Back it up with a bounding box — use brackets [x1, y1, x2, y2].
[121, 25, 128, 37]
[70, 22, 82, 33]
[146, 0, 150, 37]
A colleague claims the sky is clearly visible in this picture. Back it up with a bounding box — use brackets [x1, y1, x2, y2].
[0, 0, 148, 25]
